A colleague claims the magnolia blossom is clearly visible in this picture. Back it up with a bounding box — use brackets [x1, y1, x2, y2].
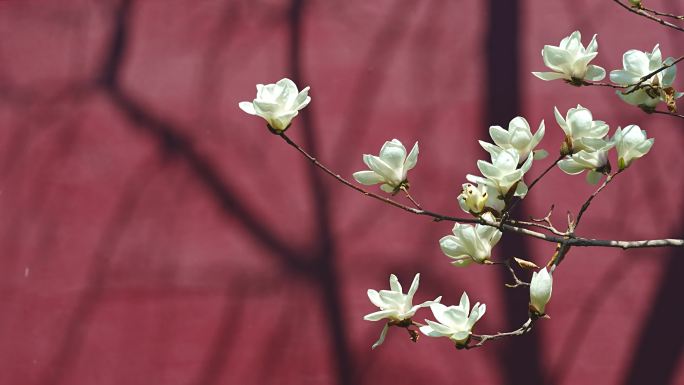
[353, 139, 418, 193]
[530, 268, 553, 315]
[554, 105, 609, 153]
[439, 213, 502, 267]
[610, 45, 682, 109]
[364, 273, 441, 349]
[612, 125, 654, 170]
[419, 292, 486, 346]
[532, 30, 606, 82]
[480, 116, 546, 163]
[238, 78, 311, 132]
[468, 148, 533, 199]
[457, 183, 504, 215]
[558, 138, 614, 184]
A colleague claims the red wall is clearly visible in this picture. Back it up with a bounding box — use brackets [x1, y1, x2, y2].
[0, 1, 682, 384]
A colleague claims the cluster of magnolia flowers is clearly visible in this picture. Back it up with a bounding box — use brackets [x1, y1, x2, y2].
[237, 28, 669, 350]
[362, 271, 552, 349]
[532, 30, 682, 112]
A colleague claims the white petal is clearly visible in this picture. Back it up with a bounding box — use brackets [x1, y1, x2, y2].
[662, 62, 676, 86]
[584, 65, 605, 81]
[489, 125, 510, 147]
[450, 258, 474, 267]
[367, 289, 385, 308]
[558, 158, 586, 175]
[477, 160, 502, 179]
[379, 140, 407, 170]
[404, 142, 419, 171]
[440, 235, 467, 259]
[532, 71, 568, 81]
[586, 34, 598, 54]
[407, 273, 420, 300]
[371, 323, 390, 349]
[353, 170, 384, 185]
[553, 107, 568, 135]
[423, 320, 453, 336]
[364, 309, 396, 321]
[294, 87, 311, 110]
[543, 46, 572, 73]
[389, 274, 402, 293]
[623, 50, 650, 75]
[367, 156, 399, 183]
[459, 292, 470, 311]
[479, 141, 503, 157]
[610, 69, 640, 85]
[586, 170, 602, 185]
[238, 101, 257, 115]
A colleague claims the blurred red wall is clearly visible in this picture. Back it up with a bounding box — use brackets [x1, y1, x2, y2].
[0, 1, 682, 384]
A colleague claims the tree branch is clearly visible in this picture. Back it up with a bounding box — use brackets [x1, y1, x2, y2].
[574, 170, 621, 228]
[466, 318, 536, 349]
[623, 55, 684, 95]
[278, 132, 683, 249]
[612, 0, 684, 32]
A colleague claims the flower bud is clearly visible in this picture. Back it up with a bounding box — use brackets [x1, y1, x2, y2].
[529, 267, 553, 315]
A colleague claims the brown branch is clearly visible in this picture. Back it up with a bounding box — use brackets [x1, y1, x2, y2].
[639, 4, 684, 20]
[400, 186, 422, 209]
[568, 237, 684, 248]
[278, 132, 683, 249]
[580, 80, 626, 89]
[506, 155, 564, 214]
[508, 219, 567, 237]
[624, 55, 684, 95]
[277, 132, 477, 223]
[466, 318, 536, 349]
[574, 170, 621, 228]
[494, 259, 531, 288]
[650, 109, 684, 119]
[613, 0, 684, 31]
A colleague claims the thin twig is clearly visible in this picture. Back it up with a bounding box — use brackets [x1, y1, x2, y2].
[574, 171, 621, 228]
[508, 219, 567, 236]
[613, 0, 684, 31]
[493, 259, 531, 288]
[568, 237, 684, 248]
[580, 80, 625, 89]
[650, 109, 684, 119]
[624, 55, 684, 95]
[401, 186, 422, 209]
[466, 318, 535, 349]
[506, 155, 564, 214]
[639, 5, 684, 20]
[527, 155, 565, 194]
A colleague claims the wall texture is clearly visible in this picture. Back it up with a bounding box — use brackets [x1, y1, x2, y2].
[0, 1, 682, 384]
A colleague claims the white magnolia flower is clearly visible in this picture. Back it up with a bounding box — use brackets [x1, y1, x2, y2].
[468, 148, 533, 198]
[610, 45, 682, 109]
[457, 183, 504, 215]
[238, 78, 311, 132]
[530, 267, 553, 315]
[419, 292, 486, 346]
[353, 139, 418, 193]
[612, 125, 654, 170]
[480, 116, 546, 163]
[554, 105, 610, 153]
[439, 213, 502, 267]
[558, 138, 614, 184]
[364, 273, 441, 349]
[532, 31, 606, 83]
